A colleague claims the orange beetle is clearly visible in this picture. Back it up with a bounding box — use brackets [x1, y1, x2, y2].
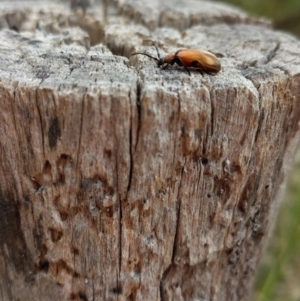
[131, 45, 221, 75]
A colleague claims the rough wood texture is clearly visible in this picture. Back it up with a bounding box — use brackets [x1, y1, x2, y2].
[0, 1, 299, 301]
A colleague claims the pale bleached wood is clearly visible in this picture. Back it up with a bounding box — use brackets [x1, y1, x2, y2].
[0, 1, 300, 301]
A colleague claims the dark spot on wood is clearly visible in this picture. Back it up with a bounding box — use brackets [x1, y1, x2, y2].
[227, 248, 241, 265]
[106, 185, 114, 196]
[70, 291, 88, 301]
[53, 196, 70, 221]
[43, 160, 52, 173]
[24, 195, 30, 202]
[73, 247, 79, 255]
[225, 247, 233, 255]
[134, 260, 141, 275]
[30, 177, 42, 191]
[48, 117, 61, 149]
[238, 195, 249, 213]
[230, 163, 241, 174]
[37, 243, 49, 272]
[78, 291, 88, 301]
[239, 132, 247, 146]
[104, 148, 112, 158]
[213, 178, 230, 201]
[0, 189, 34, 278]
[111, 286, 122, 294]
[181, 126, 186, 135]
[48, 227, 63, 243]
[59, 211, 69, 221]
[252, 230, 264, 244]
[104, 206, 114, 218]
[10, 25, 19, 32]
[254, 109, 265, 142]
[128, 293, 135, 301]
[238, 174, 259, 213]
[201, 157, 208, 165]
[57, 155, 69, 177]
[39, 260, 49, 272]
[57, 154, 71, 184]
[52, 259, 79, 278]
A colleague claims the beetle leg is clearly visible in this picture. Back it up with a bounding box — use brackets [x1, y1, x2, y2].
[191, 60, 211, 75]
[176, 57, 191, 76]
[184, 66, 191, 76]
[162, 63, 170, 70]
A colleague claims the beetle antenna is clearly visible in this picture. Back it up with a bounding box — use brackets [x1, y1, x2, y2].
[130, 52, 159, 62]
[152, 44, 161, 60]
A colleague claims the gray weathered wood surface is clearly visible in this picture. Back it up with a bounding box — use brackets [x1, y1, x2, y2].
[0, 1, 300, 301]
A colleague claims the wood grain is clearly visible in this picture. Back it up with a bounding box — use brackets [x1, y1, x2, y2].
[0, 1, 299, 301]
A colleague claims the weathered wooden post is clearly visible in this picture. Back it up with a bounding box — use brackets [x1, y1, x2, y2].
[0, 1, 299, 300]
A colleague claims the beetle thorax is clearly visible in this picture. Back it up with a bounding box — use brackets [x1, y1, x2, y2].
[165, 53, 176, 64]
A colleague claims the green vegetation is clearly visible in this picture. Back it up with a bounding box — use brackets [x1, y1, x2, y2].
[223, 0, 300, 37]
[253, 151, 300, 301]
[219, 1, 300, 300]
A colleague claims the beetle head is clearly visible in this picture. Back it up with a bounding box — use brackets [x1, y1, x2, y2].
[157, 58, 165, 67]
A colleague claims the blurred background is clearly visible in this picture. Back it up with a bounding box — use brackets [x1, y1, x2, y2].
[221, 1, 300, 301]
[222, 0, 300, 37]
